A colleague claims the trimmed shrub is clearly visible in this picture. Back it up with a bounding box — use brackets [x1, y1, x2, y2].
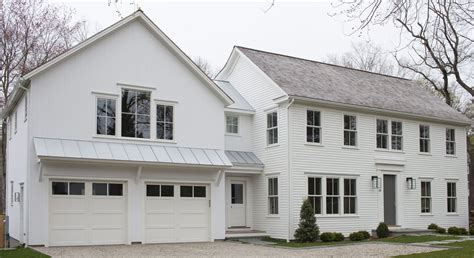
[459, 228, 468, 235]
[359, 230, 371, 240]
[294, 199, 320, 242]
[447, 226, 467, 235]
[349, 232, 365, 241]
[320, 232, 335, 242]
[334, 233, 345, 242]
[470, 225, 474, 235]
[376, 223, 390, 238]
[437, 227, 446, 234]
[428, 223, 439, 230]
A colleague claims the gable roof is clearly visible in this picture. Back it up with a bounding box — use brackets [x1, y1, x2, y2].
[214, 80, 254, 112]
[236, 46, 471, 125]
[2, 10, 233, 119]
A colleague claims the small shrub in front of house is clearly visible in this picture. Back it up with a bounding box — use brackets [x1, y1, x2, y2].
[294, 199, 320, 242]
[470, 225, 474, 235]
[437, 227, 446, 234]
[334, 232, 345, 242]
[349, 231, 370, 241]
[447, 226, 468, 235]
[427, 223, 439, 230]
[376, 223, 390, 238]
[320, 232, 335, 242]
[459, 227, 468, 235]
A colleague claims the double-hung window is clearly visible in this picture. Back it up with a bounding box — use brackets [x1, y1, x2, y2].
[308, 177, 322, 214]
[391, 121, 403, 150]
[121, 89, 151, 138]
[268, 178, 278, 215]
[376, 119, 388, 149]
[326, 178, 339, 214]
[307, 110, 321, 143]
[267, 112, 278, 145]
[343, 115, 357, 146]
[446, 128, 456, 155]
[419, 125, 430, 153]
[447, 182, 457, 213]
[421, 181, 431, 213]
[157, 104, 174, 140]
[96, 98, 116, 136]
[343, 179, 356, 214]
[226, 115, 239, 134]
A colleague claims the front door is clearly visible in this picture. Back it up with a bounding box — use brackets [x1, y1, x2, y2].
[229, 181, 246, 227]
[383, 175, 396, 226]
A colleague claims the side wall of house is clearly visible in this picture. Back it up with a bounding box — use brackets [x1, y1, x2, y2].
[224, 53, 290, 239]
[5, 94, 29, 241]
[289, 103, 469, 236]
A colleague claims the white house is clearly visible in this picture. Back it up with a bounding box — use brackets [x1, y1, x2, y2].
[3, 11, 470, 247]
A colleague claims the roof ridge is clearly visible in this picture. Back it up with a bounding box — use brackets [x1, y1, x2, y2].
[235, 46, 412, 82]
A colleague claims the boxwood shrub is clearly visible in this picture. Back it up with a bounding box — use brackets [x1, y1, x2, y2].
[376, 223, 389, 238]
[436, 227, 446, 234]
[320, 232, 335, 242]
[427, 223, 439, 230]
[349, 231, 370, 241]
[448, 226, 468, 235]
[334, 232, 345, 242]
[470, 225, 474, 235]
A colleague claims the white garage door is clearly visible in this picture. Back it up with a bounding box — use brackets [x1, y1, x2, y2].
[49, 180, 127, 246]
[145, 183, 210, 243]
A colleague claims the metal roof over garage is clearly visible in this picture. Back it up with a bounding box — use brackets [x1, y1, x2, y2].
[34, 137, 233, 167]
[225, 150, 264, 168]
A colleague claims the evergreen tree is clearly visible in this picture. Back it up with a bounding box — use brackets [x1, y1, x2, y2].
[294, 199, 320, 242]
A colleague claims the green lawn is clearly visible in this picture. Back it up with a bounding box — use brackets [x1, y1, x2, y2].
[396, 240, 474, 258]
[262, 237, 362, 248]
[0, 247, 49, 258]
[379, 235, 460, 243]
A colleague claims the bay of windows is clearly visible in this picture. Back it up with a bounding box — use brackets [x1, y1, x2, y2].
[307, 110, 321, 143]
[308, 177, 357, 216]
[421, 181, 431, 213]
[446, 128, 456, 155]
[121, 89, 151, 138]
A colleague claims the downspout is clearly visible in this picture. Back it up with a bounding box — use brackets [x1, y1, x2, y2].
[287, 97, 294, 242]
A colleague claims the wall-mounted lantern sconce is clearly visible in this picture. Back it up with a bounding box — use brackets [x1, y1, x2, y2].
[371, 176, 380, 189]
[406, 177, 416, 190]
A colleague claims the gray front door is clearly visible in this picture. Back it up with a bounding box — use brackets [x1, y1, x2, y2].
[383, 175, 396, 225]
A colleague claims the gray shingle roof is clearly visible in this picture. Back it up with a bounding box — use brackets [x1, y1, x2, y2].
[237, 47, 471, 124]
[214, 80, 254, 112]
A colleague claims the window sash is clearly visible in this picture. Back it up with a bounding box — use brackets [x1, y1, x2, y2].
[447, 182, 457, 213]
[376, 119, 388, 149]
[343, 179, 356, 214]
[446, 129, 456, 155]
[419, 125, 430, 152]
[326, 178, 340, 214]
[307, 110, 322, 143]
[226, 116, 239, 134]
[268, 178, 278, 214]
[308, 177, 322, 214]
[121, 89, 151, 138]
[267, 112, 278, 145]
[157, 104, 174, 140]
[421, 181, 431, 213]
[97, 98, 117, 136]
[343, 115, 357, 146]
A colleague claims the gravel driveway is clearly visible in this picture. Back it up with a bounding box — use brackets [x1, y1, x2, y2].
[34, 241, 442, 257]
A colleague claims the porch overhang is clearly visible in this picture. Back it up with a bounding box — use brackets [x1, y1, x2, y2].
[33, 137, 233, 169]
[224, 150, 264, 174]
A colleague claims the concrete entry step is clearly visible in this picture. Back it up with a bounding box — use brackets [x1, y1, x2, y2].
[225, 229, 269, 239]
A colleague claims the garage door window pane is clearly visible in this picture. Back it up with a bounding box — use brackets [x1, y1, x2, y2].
[109, 184, 123, 196]
[52, 182, 68, 195]
[147, 185, 160, 197]
[180, 186, 193, 197]
[69, 182, 85, 195]
[194, 186, 206, 198]
[161, 185, 174, 197]
[93, 183, 107, 196]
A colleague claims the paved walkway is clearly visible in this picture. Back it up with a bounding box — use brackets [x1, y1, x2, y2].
[34, 240, 442, 257]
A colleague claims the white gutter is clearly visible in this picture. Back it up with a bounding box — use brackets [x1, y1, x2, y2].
[286, 97, 295, 242]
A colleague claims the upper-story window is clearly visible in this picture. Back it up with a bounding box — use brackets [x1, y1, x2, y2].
[419, 125, 430, 153]
[121, 89, 151, 138]
[226, 115, 239, 134]
[343, 115, 357, 146]
[376, 119, 388, 149]
[376, 119, 403, 150]
[157, 104, 174, 140]
[446, 128, 456, 155]
[96, 98, 116, 136]
[267, 111, 278, 145]
[307, 110, 321, 143]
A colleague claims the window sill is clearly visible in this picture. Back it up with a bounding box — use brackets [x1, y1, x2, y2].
[225, 133, 241, 137]
[266, 215, 281, 218]
[375, 149, 404, 154]
[305, 143, 324, 147]
[446, 213, 459, 216]
[445, 155, 457, 158]
[341, 146, 358, 150]
[316, 214, 359, 218]
[418, 152, 432, 156]
[93, 135, 177, 144]
[420, 213, 434, 216]
[266, 144, 280, 149]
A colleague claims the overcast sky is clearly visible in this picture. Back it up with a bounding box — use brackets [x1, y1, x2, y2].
[56, 0, 403, 73]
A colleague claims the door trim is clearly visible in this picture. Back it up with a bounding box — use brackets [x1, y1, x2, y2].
[229, 180, 246, 227]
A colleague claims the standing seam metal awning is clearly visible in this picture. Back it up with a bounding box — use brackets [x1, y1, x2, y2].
[33, 137, 233, 167]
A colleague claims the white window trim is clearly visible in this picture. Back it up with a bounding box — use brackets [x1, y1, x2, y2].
[325, 177, 340, 215]
[156, 101, 176, 142]
[94, 94, 118, 137]
[306, 109, 322, 144]
[343, 178, 357, 214]
[375, 118, 404, 151]
[267, 177, 279, 215]
[266, 110, 279, 146]
[225, 115, 239, 135]
[420, 180, 432, 214]
[307, 176, 322, 215]
[446, 180, 457, 214]
[419, 124, 431, 154]
[343, 113, 358, 147]
[375, 118, 389, 150]
[446, 128, 456, 156]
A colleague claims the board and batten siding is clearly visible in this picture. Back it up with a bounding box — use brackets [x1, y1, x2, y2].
[289, 103, 468, 237]
[224, 52, 290, 239]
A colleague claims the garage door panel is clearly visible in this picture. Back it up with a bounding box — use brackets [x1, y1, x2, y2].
[51, 213, 88, 228]
[90, 213, 125, 228]
[91, 228, 125, 245]
[50, 198, 87, 212]
[177, 228, 208, 242]
[50, 229, 87, 246]
[145, 228, 176, 243]
[90, 198, 125, 212]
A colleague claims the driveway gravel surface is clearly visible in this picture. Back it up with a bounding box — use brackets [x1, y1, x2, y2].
[34, 240, 442, 257]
